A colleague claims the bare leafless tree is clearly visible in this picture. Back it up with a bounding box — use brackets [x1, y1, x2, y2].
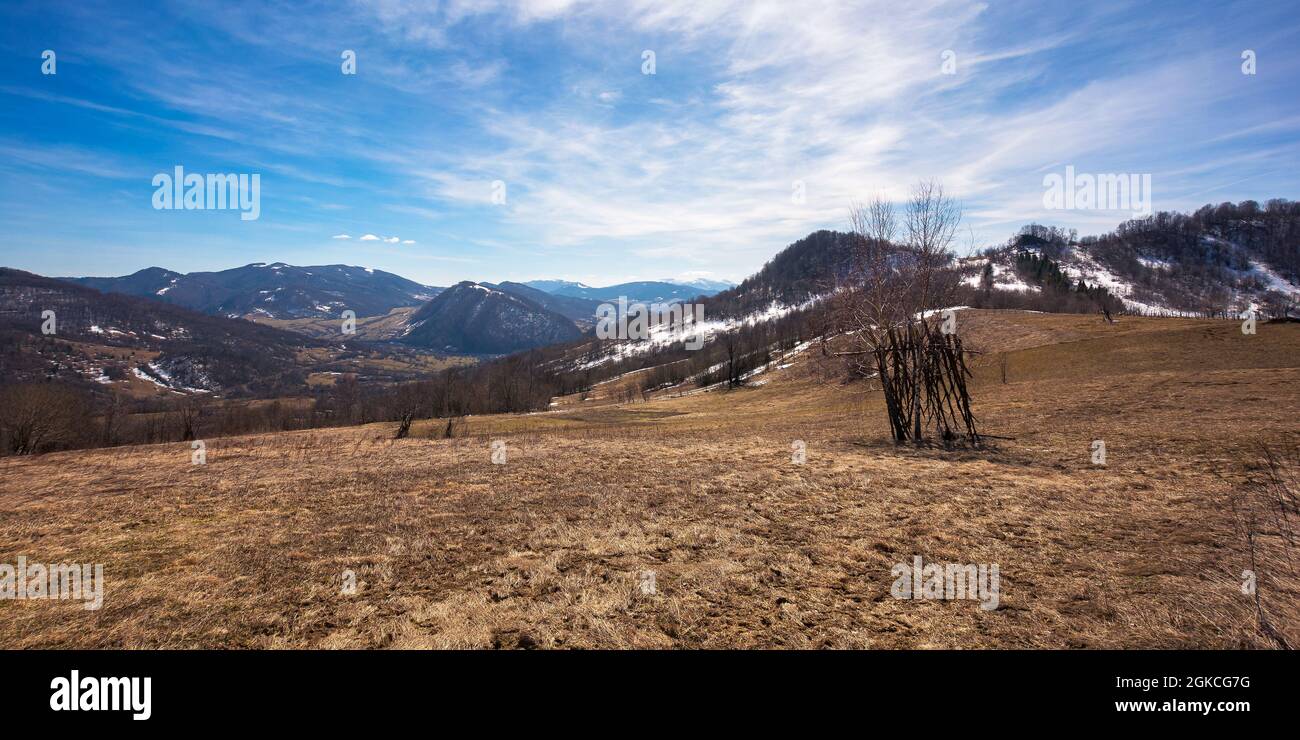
[441, 416, 466, 439]
[834, 181, 962, 349]
[99, 393, 126, 447]
[1262, 291, 1296, 321]
[0, 384, 87, 455]
[177, 396, 205, 442]
[904, 179, 963, 311]
[333, 373, 361, 424]
[828, 180, 978, 446]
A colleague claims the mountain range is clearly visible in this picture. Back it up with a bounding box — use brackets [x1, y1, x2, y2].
[522, 279, 733, 303]
[55, 267, 736, 355]
[63, 262, 440, 320]
[481, 282, 604, 324]
[12, 199, 1298, 378]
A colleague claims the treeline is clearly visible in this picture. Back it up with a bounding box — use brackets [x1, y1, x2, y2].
[943, 227, 1125, 315]
[0, 346, 569, 455]
[958, 204, 1300, 317]
[0, 382, 333, 455]
[1096, 199, 1300, 281]
[569, 305, 819, 398]
[960, 280, 1124, 315]
[1080, 199, 1300, 312]
[0, 268, 312, 395]
[1006, 247, 1124, 314]
[702, 230, 855, 318]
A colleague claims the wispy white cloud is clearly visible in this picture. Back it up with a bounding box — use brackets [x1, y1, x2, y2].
[362, 0, 1156, 265]
[0, 141, 142, 180]
[381, 0, 1295, 272]
[4, 0, 1297, 286]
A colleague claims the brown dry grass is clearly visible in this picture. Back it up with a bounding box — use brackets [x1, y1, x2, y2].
[1, 311, 1297, 648]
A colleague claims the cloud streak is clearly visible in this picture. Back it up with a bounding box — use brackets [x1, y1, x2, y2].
[1, 0, 1297, 285]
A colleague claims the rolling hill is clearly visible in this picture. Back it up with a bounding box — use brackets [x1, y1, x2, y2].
[963, 210, 1300, 316]
[400, 281, 583, 354]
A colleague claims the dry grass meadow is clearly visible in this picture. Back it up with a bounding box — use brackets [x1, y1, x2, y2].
[2, 310, 1297, 649]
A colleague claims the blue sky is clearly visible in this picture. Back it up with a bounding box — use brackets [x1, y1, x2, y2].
[0, 0, 1297, 287]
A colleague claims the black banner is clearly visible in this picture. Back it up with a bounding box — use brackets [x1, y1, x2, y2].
[1, 649, 1287, 728]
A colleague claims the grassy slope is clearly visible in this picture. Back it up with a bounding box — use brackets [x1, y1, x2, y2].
[1, 310, 1296, 648]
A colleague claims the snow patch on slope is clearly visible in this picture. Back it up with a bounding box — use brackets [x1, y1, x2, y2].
[576, 298, 816, 369]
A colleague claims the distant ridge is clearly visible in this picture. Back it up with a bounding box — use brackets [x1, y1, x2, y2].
[62, 263, 441, 320]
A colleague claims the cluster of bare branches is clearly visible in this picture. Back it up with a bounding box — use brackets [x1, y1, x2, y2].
[827, 180, 978, 446]
[871, 323, 979, 445]
[0, 383, 87, 455]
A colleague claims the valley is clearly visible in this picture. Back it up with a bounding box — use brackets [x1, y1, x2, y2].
[2, 310, 1295, 648]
